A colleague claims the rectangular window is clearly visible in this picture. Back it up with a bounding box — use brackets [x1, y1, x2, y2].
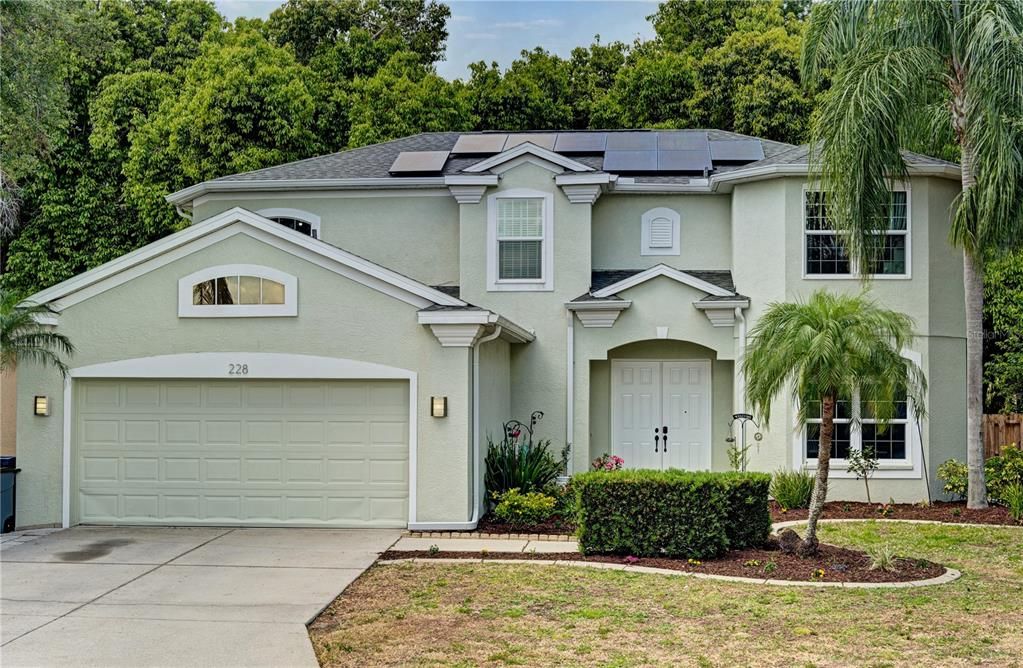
[497, 198, 544, 281]
[804, 190, 908, 277]
[803, 392, 909, 463]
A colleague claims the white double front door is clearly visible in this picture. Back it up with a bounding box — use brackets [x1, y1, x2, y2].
[611, 360, 712, 471]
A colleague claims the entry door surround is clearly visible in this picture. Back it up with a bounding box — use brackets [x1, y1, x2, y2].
[611, 359, 712, 471]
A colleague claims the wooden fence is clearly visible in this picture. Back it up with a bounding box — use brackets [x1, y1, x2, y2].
[983, 414, 1022, 458]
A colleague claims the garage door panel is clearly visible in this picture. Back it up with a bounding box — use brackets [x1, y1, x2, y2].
[76, 379, 409, 527]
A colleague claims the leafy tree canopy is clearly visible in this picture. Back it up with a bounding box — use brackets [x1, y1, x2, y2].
[985, 250, 1023, 413]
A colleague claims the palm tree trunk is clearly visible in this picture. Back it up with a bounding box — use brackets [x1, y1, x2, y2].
[800, 394, 834, 555]
[964, 249, 988, 508]
[958, 131, 988, 509]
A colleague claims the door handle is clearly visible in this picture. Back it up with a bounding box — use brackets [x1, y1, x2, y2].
[654, 427, 660, 452]
[662, 426, 668, 452]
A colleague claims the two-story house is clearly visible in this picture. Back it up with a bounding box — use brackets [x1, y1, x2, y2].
[14, 130, 965, 530]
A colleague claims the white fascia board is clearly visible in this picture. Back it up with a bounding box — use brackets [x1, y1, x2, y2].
[692, 299, 750, 310]
[462, 142, 595, 174]
[591, 265, 733, 299]
[711, 162, 961, 192]
[444, 174, 499, 186]
[417, 310, 535, 343]
[564, 299, 633, 311]
[29, 207, 466, 310]
[613, 177, 712, 194]
[554, 173, 613, 186]
[166, 177, 449, 206]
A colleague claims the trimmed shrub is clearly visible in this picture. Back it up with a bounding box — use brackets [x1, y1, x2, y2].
[573, 470, 772, 559]
[492, 488, 558, 526]
[719, 472, 772, 549]
[770, 469, 815, 509]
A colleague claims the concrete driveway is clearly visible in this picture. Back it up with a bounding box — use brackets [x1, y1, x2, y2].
[0, 526, 400, 667]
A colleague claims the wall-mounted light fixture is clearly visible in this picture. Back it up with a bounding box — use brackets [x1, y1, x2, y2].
[430, 396, 447, 418]
[34, 396, 50, 416]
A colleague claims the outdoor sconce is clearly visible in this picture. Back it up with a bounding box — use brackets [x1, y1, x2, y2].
[34, 396, 50, 416]
[430, 396, 448, 418]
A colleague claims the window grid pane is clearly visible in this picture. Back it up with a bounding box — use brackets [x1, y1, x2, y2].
[805, 423, 852, 459]
[261, 279, 285, 304]
[806, 233, 851, 274]
[499, 240, 543, 280]
[497, 199, 544, 238]
[270, 217, 313, 237]
[861, 423, 907, 460]
[192, 275, 286, 306]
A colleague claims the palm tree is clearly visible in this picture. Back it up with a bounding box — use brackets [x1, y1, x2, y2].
[0, 288, 74, 377]
[802, 0, 1023, 508]
[743, 291, 926, 555]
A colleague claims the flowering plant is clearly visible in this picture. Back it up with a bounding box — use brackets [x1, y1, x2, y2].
[592, 453, 624, 471]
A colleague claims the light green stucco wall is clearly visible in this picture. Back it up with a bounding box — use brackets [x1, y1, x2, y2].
[591, 194, 731, 270]
[192, 193, 459, 287]
[15, 228, 473, 527]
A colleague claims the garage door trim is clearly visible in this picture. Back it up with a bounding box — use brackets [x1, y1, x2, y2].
[63, 353, 419, 528]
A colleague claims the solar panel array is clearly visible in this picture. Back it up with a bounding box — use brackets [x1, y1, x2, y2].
[390, 132, 766, 175]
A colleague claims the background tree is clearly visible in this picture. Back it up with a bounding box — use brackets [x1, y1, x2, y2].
[0, 288, 75, 377]
[743, 291, 926, 554]
[984, 250, 1023, 413]
[802, 0, 1023, 508]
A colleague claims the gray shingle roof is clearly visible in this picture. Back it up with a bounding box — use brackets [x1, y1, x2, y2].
[206, 130, 802, 185]
[733, 143, 959, 170]
[590, 269, 737, 294]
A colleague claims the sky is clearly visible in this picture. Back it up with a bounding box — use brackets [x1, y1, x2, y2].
[214, 0, 659, 80]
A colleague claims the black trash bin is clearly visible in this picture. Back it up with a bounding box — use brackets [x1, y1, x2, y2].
[1, 456, 19, 533]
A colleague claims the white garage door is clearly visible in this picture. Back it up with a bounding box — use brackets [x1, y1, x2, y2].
[74, 379, 409, 527]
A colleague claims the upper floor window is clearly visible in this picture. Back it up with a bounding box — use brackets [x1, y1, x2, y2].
[487, 189, 554, 291]
[178, 264, 297, 317]
[641, 207, 681, 256]
[804, 190, 909, 278]
[257, 208, 320, 239]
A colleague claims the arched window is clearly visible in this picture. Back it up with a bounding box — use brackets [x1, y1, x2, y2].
[256, 208, 321, 239]
[178, 265, 298, 317]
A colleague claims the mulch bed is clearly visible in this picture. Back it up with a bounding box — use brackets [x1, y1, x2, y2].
[384, 536, 945, 583]
[770, 500, 1020, 526]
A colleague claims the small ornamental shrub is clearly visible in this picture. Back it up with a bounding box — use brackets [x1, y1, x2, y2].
[770, 469, 815, 509]
[1001, 483, 1023, 523]
[866, 543, 898, 572]
[492, 488, 558, 526]
[986, 444, 1023, 505]
[937, 459, 969, 500]
[847, 446, 880, 504]
[591, 453, 624, 471]
[573, 470, 771, 559]
[485, 437, 562, 496]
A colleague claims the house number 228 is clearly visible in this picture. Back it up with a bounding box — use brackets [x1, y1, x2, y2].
[228, 363, 249, 375]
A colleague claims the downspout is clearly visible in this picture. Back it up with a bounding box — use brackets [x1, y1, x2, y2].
[735, 307, 747, 413]
[175, 205, 192, 223]
[471, 325, 502, 526]
[566, 309, 575, 476]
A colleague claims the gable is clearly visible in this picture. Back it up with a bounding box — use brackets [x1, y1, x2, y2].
[29, 208, 465, 312]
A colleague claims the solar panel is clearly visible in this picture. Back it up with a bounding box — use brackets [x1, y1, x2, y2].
[451, 134, 508, 154]
[503, 133, 557, 151]
[553, 132, 608, 153]
[603, 150, 658, 172]
[389, 150, 450, 174]
[658, 150, 712, 172]
[605, 132, 657, 151]
[709, 139, 765, 162]
[657, 131, 709, 150]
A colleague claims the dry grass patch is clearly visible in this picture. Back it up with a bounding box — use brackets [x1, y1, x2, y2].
[310, 523, 1023, 667]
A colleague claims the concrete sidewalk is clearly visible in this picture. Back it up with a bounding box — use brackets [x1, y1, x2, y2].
[1, 526, 400, 668]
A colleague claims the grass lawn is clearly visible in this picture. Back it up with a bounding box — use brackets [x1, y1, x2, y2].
[311, 522, 1023, 667]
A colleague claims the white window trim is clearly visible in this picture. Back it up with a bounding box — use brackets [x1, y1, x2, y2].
[791, 349, 923, 479]
[178, 264, 298, 317]
[640, 207, 681, 256]
[487, 188, 555, 292]
[256, 207, 321, 239]
[801, 184, 912, 280]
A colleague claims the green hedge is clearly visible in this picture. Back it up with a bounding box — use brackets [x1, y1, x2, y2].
[573, 470, 772, 559]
